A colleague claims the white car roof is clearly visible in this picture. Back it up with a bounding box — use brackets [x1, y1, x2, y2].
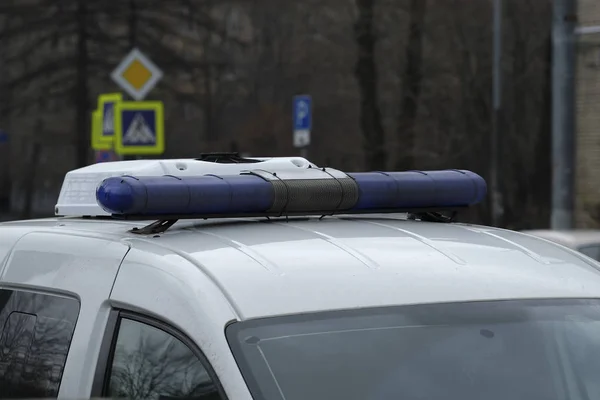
[3, 215, 600, 320]
[521, 229, 600, 249]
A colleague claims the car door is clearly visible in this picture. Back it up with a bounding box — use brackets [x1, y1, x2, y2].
[92, 241, 252, 400]
[0, 231, 129, 398]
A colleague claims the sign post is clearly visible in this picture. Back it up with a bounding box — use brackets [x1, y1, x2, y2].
[293, 95, 312, 158]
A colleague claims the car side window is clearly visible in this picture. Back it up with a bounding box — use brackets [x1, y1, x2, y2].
[106, 317, 223, 400]
[0, 289, 80, 398]
[578, 245, 600, 261]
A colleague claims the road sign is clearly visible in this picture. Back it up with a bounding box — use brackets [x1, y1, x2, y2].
[0, 130, 8, 144]
[95, 149, 119, 163]
[293, 95, 312, 148]
[91, 109, 112, 151]
[111, 48, 163, 101]
[96, 93, 122, 147]
[114, 101, 165, 155]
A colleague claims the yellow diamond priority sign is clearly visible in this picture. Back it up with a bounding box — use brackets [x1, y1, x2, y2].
[111, 48, 163, 101]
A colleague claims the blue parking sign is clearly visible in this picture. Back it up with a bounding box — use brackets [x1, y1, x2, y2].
[293, 95, 312, 131]
[293, 95, 312, 148]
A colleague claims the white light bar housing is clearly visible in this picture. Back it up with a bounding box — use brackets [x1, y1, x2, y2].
[55, 157, 318, 217]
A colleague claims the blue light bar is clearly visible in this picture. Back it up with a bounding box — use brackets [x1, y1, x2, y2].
[96, 175, 274, 216]
[96, 169, 486, 218]
[348, 170, 486, 210]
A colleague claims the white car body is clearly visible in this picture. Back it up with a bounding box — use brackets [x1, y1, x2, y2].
[1, 157, 600, 399]
[522, 229, 600, 261]
[2, 216, 600, 398]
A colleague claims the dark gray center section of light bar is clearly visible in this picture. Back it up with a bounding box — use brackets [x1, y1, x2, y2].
[268, 178, 359, 214]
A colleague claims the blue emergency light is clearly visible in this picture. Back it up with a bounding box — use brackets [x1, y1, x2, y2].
[95, 169, 486, 220]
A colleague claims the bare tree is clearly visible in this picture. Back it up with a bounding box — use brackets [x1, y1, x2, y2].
[0, 0, 118, 167]
[0, 0, 244, 167]
[0, 0, 558, 227]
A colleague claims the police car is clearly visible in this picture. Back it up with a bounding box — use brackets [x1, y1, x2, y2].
[1, 154, 600, 400]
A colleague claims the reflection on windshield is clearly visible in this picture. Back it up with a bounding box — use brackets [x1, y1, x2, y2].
[226, 299, 600, 400]
[578, 245, 600, 261]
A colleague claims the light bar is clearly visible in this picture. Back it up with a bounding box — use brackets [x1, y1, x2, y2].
[96, 169, 486, 219]
[348, 170, 485, 210]
[54, 157, 316, 216]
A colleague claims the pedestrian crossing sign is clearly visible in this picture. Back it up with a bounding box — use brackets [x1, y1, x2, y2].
[114, 101, 165, 155]
[91, 109, 112, 151]
[96, 93, 123, 146]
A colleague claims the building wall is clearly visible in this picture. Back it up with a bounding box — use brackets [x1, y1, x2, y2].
[576, 0, 600, 227]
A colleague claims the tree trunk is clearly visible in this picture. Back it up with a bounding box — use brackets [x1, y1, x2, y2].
[532, 34, 552, 227]
[21, 136, 41, 220]
[204, 63, 215, 141]
[123, 0, 138, 161]
[0, 17, 11, 213]
[396, 0, 426, 170]
[75, 0, 89, 168]
[354, 0, 387, 170]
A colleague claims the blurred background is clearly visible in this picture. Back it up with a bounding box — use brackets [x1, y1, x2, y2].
[0, 0, 594, 231]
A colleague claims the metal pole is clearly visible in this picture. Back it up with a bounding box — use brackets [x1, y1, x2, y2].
[551, 0, 576, 230]
[491, 0, 503, 227]
[125, 0, 141, 161]
[300, 147, 308, 159]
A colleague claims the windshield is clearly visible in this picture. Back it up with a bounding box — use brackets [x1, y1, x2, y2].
[578, 245, 600, 261]
[226, 299, 600, 400]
